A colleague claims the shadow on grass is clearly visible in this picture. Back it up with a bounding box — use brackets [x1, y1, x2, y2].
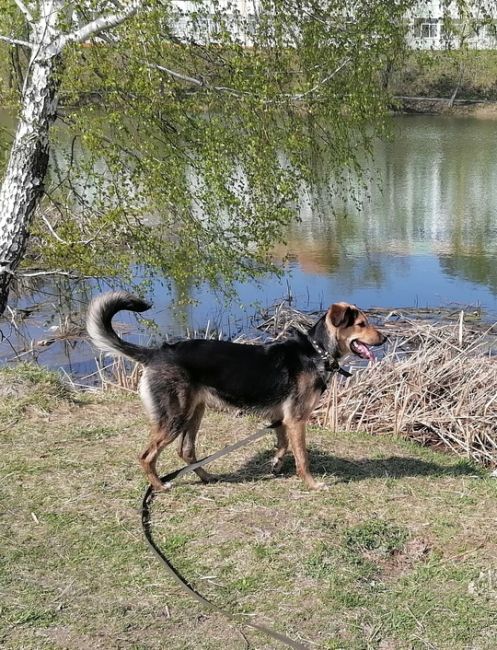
[202, 447, 481, 485]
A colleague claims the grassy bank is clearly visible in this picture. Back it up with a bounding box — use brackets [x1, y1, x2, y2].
[391, 50, 497, 113]
[1, 365, 497, 649]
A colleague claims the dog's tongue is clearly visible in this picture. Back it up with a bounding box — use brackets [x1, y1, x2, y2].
[356, 342, 375, 362]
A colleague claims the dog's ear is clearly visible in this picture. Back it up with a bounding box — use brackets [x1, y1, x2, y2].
[328, 303, 358, 328]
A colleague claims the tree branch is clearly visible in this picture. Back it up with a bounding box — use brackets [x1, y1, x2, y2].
[0, 34, 32, 48]
[145, 61, 204, 88]
[52, 0, 142, 54]
[291, 58, 351, 100]
[143, 60, 260, 98]
[41, 212, 103, 246]
[15, 269, 88, 278]
[13, 0, 34, 23]
[144, 57, 350, 104]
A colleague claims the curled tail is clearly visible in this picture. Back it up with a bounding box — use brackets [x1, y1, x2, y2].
[86, 291, 154, 365]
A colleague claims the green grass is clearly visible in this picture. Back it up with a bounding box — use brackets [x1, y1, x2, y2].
[344, 520, 408, 554]
[1, 365, 497, 649]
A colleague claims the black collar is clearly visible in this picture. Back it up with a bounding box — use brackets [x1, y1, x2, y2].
[306, 334, 352, 379]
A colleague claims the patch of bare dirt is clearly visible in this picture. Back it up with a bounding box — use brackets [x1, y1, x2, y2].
[367, 538, 432, 580]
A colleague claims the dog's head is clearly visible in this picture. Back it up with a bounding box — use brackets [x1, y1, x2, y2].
[325, 302, 386, 361]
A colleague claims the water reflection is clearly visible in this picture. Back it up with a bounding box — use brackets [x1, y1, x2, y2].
[293, 116, 497, 256]
[281, 115, 497, 300]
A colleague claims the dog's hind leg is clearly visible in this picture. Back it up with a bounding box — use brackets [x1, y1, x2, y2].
[271, 424, 289, 475]
[139, 420, 184, 492]
[177, 403, 216, 483]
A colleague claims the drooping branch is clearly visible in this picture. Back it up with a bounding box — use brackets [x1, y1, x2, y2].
[291, 58, 351, 100]
[144, 61, 207, 88]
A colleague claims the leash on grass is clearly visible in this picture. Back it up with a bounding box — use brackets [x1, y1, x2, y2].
[140, 422, 310, 650]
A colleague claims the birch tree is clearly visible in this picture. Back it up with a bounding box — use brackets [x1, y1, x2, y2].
[0, 0, 415, 313]
[0, 0, 143, 312]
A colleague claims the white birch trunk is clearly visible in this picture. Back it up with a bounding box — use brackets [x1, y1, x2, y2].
[0, 54, 60, 312]
[0, 0, 62, 313]
[0, 0, 141, 313]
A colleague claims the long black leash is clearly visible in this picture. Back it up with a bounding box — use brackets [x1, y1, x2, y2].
[140, 423, 310, 650]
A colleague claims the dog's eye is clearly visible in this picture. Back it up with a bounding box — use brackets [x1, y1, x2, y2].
[358, 322, 366, 327]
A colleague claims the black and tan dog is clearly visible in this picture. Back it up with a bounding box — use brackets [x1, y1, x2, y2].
[87, 292, 385, 491]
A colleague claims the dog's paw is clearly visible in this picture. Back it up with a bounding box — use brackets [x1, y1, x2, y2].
[271, 458, 284, 474]
[308, 480, 328, 491]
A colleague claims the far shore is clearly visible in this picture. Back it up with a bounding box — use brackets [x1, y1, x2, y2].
[394, 95, 497, 118]
[3, 96, 497, 120]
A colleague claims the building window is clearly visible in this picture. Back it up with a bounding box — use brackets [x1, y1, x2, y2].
[414, 18, 439, 39]
[484, 23, 497, 41]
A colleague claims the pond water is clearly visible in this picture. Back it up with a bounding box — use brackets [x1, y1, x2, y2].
[2, 113, 497, 378]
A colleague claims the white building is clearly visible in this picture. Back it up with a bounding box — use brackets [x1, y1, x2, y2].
[171, 0, 258, 46]
[171, 0, 497, 50]
[406, 0, 497, 49]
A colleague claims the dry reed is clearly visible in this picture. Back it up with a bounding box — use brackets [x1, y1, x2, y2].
[314, 317, 497, 466]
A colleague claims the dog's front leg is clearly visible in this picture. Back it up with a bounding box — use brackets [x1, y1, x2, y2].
[287, 420, 325, 490]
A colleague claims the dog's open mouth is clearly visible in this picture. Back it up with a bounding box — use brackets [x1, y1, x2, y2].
[350, 339, 375, 361]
